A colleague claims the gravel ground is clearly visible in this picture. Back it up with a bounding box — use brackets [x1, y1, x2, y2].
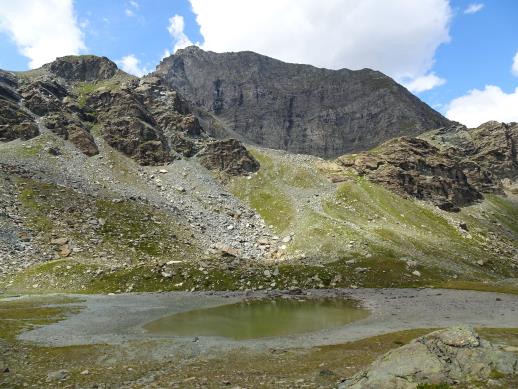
[15, 288, 518, 357]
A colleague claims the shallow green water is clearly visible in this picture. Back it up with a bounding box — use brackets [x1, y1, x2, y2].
[144, 298, 369, 340]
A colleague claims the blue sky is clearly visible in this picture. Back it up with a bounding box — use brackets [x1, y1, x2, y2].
[0, 0, 517, 127]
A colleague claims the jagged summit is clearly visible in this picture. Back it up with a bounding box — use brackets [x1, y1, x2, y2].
[154, 46, 451, 158]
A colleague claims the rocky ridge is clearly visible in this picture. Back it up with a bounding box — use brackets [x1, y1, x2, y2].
[154, 46, 451, 158]
[1, 55, 259, 174]
[337, 121, 518, 211]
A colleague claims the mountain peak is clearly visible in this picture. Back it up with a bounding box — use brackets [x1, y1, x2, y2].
[154, 46, 451, 158]
[43, 54, 119, 82]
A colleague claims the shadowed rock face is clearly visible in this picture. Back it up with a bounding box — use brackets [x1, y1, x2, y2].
[0, 71, 40, 142]
[154, 46, 451, 158]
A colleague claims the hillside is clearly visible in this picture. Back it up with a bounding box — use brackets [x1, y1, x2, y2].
[0, 54, 516, 296]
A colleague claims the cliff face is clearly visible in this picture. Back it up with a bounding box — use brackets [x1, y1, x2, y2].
[154, 46, 451, 158]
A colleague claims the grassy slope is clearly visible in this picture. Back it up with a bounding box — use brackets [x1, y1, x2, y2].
[2, 146, 518, 294]
[229, 148, 518, 290]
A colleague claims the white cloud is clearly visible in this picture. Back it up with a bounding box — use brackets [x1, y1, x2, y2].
[512, 51, 518, 77]
[188, 0, 451, 90]
[464, 3, 484, 14]
[167, 14, 194, 53]
[446, 85, 518, 127]
[161, 48, 172, 60]
[117, 54, 149, 77]
[0, 0, 85, 69]
[404, 73, 446, 93]
[125, 0, 139, 17]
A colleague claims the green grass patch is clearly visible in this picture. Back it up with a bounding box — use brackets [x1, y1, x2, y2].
[0, 296, 82, 341]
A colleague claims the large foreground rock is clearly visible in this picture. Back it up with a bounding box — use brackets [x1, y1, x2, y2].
[343, 327, 518, 389]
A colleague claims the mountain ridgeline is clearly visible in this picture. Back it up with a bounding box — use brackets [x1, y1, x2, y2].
[154, 46, 451, 157]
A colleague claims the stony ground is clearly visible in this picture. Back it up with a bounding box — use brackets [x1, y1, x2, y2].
[1, 290, 518, 388]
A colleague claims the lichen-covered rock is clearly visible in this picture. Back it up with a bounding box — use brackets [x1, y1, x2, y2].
[343, 327, 518, 389]
[44, 55, 119, 81]
[198, 139, 260, 175]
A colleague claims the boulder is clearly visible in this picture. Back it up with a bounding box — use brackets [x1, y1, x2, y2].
[170, 133, 199, 157]
[198, 139, 260, 176]
[67, 125, 99, 156]
[343, 327, 518, 389]
[179, 114, 202, 136]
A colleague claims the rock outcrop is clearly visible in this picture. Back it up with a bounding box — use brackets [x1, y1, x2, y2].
[343, 327, 518, 389]
[154, 46, 451, 158]
[338, 121, 518, 211]
[0, 71, 40, 142]
[338, 136, 500, 211]
[198, 139, 260, 175]
[425, 121, 518, 180]
[44, 55, 119, 81]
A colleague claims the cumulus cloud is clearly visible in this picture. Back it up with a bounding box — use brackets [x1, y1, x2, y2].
[405, 73, 446, 93]
[446, 85, 518, 127]
[0, 0, 85, 69]
[512, 51, 518, 77]
[188, 0, 451, 90]
[118, 54, 149, 77]
[464, 3, 484, 14]
[167, 14, 194, 53]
